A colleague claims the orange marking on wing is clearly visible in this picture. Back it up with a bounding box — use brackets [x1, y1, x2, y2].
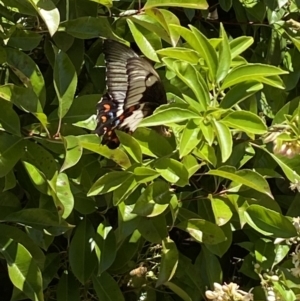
[103, 104, 111, 112]
[101, 115, 107, 122]
[119, 114, 125, 121]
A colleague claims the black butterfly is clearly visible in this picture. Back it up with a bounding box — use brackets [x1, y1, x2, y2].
[95, 39, 167, 149]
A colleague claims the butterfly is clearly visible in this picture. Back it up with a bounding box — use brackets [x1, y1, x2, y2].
[95, 39, 167, 149]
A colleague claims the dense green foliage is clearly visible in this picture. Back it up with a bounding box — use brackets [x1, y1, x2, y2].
[1, 0, 300, 300]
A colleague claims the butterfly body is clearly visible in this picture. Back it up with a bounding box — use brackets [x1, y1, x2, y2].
[95, 40, 167, 149]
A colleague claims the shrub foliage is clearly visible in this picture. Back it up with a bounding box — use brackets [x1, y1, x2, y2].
[1, 0, 300, 300]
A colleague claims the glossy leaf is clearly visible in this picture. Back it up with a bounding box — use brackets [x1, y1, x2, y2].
[93, 272, 125, 301]
[144, 0, 208, 9]
[53, 47, 77, 119]
[56, 173, 74, 219]
[156, 237, 178, 287]
[140, 106, 200, 127]
[27, 0, 60, 36]
[116, 131, 143, 163]
[60, 17, 116, 39]
[69, 218, 97, 283]
[154, 158, 189, 186]
[222, 111, 267, 134]
[221, 64, 288, 89]
[95, 222, 116, 275]
[88, 171, 132, 196]
[220, 81, 263, 109]
[0, 133, 25, 177]
[158, 47, 200, 63]
[77, 134, 131, 168]
[179, 119, 202, 157]
[213, 120, 232, 163]
[229, 36, 254, 59]
[61, 136, 83, 172]
[133, 128, 173, 158]
[216, 23, 231, 83]
[138, 214, 168, 243]
[177, 218, 226, 244]
[209, 195, 233, 226]
[57, 271, 80, 301]
[207, 168, 273, 198]
[132, 181, 171, 217]
[0, 237, 43, 301]
[0, 100, 20, 136]
[6, 48, 46, 107]
[245, 205, 298, 238]
[172, 61, 209, 111]
[127, 19, 159, 62]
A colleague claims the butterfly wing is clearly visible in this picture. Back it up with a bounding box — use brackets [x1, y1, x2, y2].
[95, 40, 167, 149]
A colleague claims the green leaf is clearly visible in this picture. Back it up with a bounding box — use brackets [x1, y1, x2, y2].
[163, 282, 192, 301]
[0, 100, 21, 136]
[245, 205, 298, 238]
[0, 84, 43, 113]
[209, 195, 233, 226]
[127, 19, 159, 62]
[0, 224, 45, 269]
[1, 0, 36, 15]
[53, 47, 77, 119]
[253, 144, 300, 183]
[57, 270, 80, 301]
[177, 218, 226, 244]
[0, 237, 43, 301]
[207, 168, 273, 198]
[138, 214, 168, 243]
[220, 81, 263, 109]
[116, 131, 143, 163]
[216, 23, 231, 83]
[140, 106, 200, 127]
[27, 0, 60, 36]
[42, 253, 60, 289]
[109, 230, 142, 271]
[179, 119, 202, 157]
[229, 36, 254, 59]
[7, 29, 42, 51]
[5, 209, 73, 234]
[133, 128, 173, 158]
[172, 61, 209, 111]
[222, 111, 267, 134]
[92, 272, 125, 301]
[61, 136, 83, 172]
[0, 191, 21, 219]
[144, 0, 208, 10]
[0, 133, 24, 177]
[58, 94, 101, 123]
[154, 158, 189, 186]
[77, 134, 131, 169]
[23, 140, 57, 181]
[56, 173, 74, 219]
[113, 174, 138, 206]
[189, 25, 218, 80]
[212, 120, 232, 163]
[132, 181, 171, 217]
[69, 218, 97, 283]
[158, 47, 200, 63]
[60, 17, 116, 39]
[133, 166, 160, 183]
[196, 247, 223, 287]
[156, 237, 178, 287]
[221, 64, 288, 89]
[95, 222, 116, 275]
[88, 171, 132, 196]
